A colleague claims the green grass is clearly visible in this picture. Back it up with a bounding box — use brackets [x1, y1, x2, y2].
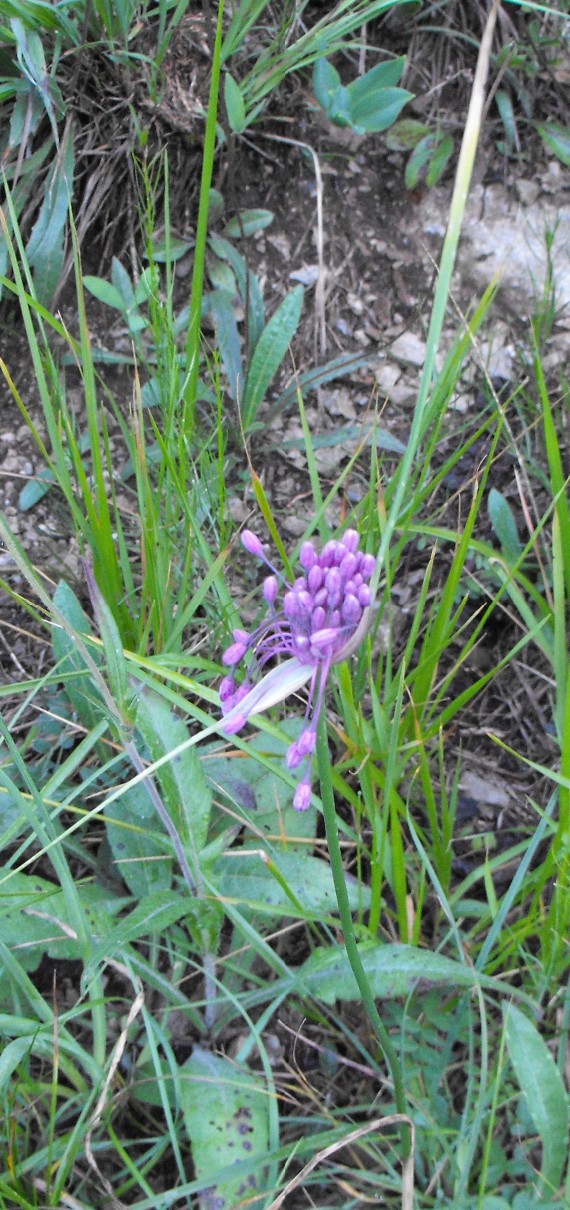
[1, 2, 570, 1208]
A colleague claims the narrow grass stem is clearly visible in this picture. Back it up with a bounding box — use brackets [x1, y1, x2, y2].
[316, 711, 411, 1157]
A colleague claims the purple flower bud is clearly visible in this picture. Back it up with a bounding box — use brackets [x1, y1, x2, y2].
[329, 609, 341, 629]
[307, 565, 324, 593]
[320, 540, 338, 566]
[299, 541, 317, 570]
[339, 552, 358, 581]
[297, 589, 314, 613]
[294, 781, 312, 812]
[233, 628, 249, 645]
[360, 553, 376, 580]
[342, 529, 360, 553]
[263, 576, 278, 605]
[312, 605, 326, 631]
[283, 591, 298, 617]
[297, 728, 316, 756]
[241, 529, 264, 558]
[325, 568, 341, 597]
[358, 584, 372, 607]
[314, 587, 328, 608]
[286, 740, 305, 769]
[222, 640, 248, 666]
[342, 594, 362, 624]
[219, 675, 236, 702]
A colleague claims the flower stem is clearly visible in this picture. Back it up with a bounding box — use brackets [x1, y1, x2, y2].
[316, 712, 411, 1157]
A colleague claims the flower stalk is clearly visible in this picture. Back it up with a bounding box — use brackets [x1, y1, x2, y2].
[316, 711, 411, 1157]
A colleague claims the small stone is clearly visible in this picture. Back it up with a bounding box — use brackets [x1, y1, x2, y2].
[515, 179, 540, 207]
[390, 332, 427, 367]
[374, 362, 402, 396]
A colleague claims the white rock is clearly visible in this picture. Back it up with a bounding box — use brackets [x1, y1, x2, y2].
[389, 331, 427, 367]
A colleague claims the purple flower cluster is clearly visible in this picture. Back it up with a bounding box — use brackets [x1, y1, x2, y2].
[220, 528, 376, 810]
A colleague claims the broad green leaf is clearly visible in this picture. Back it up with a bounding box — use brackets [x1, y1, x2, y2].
[279, 422, 406, 456]
[488, 487, 522, 562]
[105, 787, 174, 898]
[350, 85, 413, 133]
[26, 130, 74, 302]
[208, 234, 265, 353]
[18, 465, 56, 510]
[84, 563, 130, 717]
[0, 872, 124, 971]
[85, 890, 191, 974]
[409, 131, 452, 189]
[52, 581, 106, 734]
[496, 89, 518, 152]
[327, 84, 352, 128]
[208, 287, 242, 401]
[206, 721, 316, 846]
[503, 1002, 569, 1194]
[536, 121, 570, 167]
[134, 686, 212, 855]
[207, 255, 237, 293]
[83, 275, 125, 312]
[213, 850, 368, 919]
[425, 131, 454, 187]
[181, 1047, 270, 1209]
[385, 118, 430, 151]
[0, 1036, 33, 1089]
[224, 71, 246, 134]
[313, 57, 342, 111]
[348, 56, 407, 103]
[242, 285, 303, 428]
[111, 256, 135, 308]
[224, 208, 274, 238]
[287, 942, 535, 1006]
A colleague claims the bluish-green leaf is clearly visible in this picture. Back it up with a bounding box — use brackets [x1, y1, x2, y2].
[26, 130, 74, 302]
[242, 285, 303, 428]
[213, 850, 368, 919]
[52, 581, 106, 733]
[83, 275, 125, 312]
[208, 287, 242, 401]
[348, 56, 406, 102]
[18, 465, 56, 510]
[503, 1002, 569, 1194]
[350, 85, 413, 133]
[0, 872, 124, 971]
[224, 208, 274, 238]
[284, 942, 537, 1007]
[134, 687, 212, 855]
[181, 1047, 270, 1210]
[313, 57, 342, 111]
[488, 487, 522, 563]
[385, 118, 430, 151]
[0, 1036, 33, 1089]
[105, 788, 174, 898]
[536, 121, 570, 167]
[224, 71, 246, 134]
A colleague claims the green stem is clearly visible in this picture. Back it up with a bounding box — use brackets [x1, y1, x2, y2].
[316, 711, 410, 1156]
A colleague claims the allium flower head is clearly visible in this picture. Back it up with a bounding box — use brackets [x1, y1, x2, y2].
[220, 528, 376, 810]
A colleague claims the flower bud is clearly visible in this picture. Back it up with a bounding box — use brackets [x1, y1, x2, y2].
[241, 529, 264, 558]
[294, 781, 312, 811]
